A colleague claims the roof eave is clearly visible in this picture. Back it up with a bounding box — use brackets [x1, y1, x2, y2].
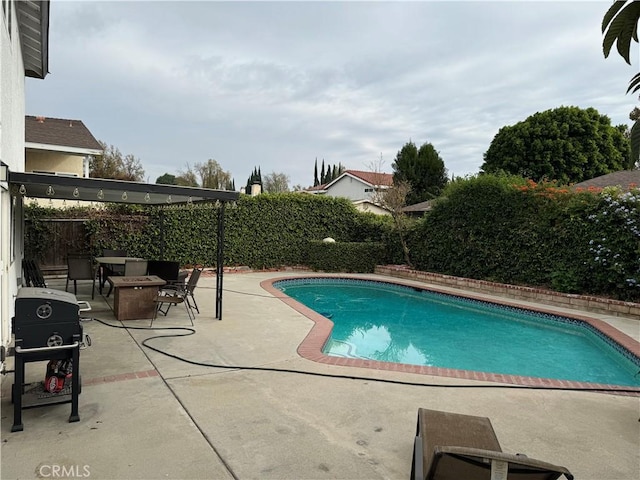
[18, 0, 50, 80]
[26, 142, 103, 156]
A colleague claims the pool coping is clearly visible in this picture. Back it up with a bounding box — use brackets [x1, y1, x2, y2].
[260, 275, 640, 396]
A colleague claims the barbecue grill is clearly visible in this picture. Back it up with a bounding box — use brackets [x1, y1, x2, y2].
[11, 287, 89, 432]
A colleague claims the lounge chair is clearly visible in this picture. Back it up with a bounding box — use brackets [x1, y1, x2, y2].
[411, 408, 574, 480]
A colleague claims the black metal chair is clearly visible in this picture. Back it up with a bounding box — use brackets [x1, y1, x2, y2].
[150, 266, 202, 325]
[66, 254, 96, 299]
[160, 266, 202, 316]
[147, 260, 186, 288]
[22, 259, 47, 287]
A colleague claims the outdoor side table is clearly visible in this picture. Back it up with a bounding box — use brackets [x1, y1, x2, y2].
[109, 275, 166, 320]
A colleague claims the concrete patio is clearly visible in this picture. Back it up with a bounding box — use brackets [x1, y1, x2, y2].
[1, 271, 639, 480]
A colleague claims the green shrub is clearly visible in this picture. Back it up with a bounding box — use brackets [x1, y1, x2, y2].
[306, 241, 387, 272]
[25, 177, 639, 301]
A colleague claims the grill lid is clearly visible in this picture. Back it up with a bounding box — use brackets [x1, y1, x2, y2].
[16, 287, 79, 305]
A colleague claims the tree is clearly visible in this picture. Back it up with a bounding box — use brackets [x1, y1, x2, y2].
[368, 156, 414, 268]
[392, 141, 448, 205]
[194, 159, 232, 190]
[380, 179, 413, 268]
[245, 166, 263, 193]
[602, 0, 640, 167]
[90, 141, 145, 181]
[263, 172, 290, 193]
[313, 158, 319, 187]
[481, 106, 631, 184]
[176, 164, 200, 187]
[156, 173, 178, 185]
[121, 154, 145, 182]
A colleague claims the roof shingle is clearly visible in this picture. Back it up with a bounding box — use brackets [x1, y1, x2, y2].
[25, 115, 103, 152]
[571, 170, 640, 191]
[343, 170, 394, 186]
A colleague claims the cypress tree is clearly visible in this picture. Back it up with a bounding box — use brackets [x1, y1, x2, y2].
[314, 158, 319, 187]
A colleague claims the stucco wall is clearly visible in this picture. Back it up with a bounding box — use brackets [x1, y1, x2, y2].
[26, 149, 85, 176]
[326, 175, 373, 201]
[0, 4, 27, 359]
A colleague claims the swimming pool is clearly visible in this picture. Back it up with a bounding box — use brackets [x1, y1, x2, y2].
[269, 277, 640, 389]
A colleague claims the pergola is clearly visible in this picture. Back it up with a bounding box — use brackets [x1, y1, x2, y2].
[9, 171, 240, 319]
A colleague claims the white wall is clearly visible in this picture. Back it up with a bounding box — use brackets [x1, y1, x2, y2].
[0, 1, 27, 361]
[325, 175, 373, 202]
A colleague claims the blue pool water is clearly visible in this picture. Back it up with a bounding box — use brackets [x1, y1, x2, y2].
[275, 278, 640, 387]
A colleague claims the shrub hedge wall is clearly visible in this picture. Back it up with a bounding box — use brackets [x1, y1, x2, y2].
[408, 175, 640, 301]
[26, 193, 393, 271]
[24, 177, 640, 301]
[306, 240, 387, 272]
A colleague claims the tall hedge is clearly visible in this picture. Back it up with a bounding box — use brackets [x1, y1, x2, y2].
[409, 175, 639, 301]
[24, 180, 639, 301]
[26, 194, 393, 271]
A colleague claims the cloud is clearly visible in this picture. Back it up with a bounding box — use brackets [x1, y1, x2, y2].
[26, 1, 638, 188]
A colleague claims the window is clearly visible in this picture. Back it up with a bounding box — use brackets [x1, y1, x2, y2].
[364, 188, 374, 192]
[32, 171, 79, 177]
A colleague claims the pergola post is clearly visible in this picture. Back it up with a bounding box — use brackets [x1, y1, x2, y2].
[215, 202, 226, 320]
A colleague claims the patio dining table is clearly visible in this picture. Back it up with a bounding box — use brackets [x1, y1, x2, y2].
[95, 256, 145, 265]
[95, 256, 145, 294]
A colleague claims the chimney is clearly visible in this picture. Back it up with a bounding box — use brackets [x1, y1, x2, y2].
[251, 183, 261, 196]
[36, 116, 45, 123]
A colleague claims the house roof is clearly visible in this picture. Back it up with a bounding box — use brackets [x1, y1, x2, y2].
[571, 170, 640, 191]
[342, 170, 394, 187]
[25, 115, 103, 154]
[302, 184, 327, 193]
[322, 170, 394, 190]
[17, 0, 50, 79]
[402, 200, 436, 214]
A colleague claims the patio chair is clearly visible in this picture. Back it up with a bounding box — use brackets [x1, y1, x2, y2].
[147, 260, 186, 288]
[66, 254, 96, 299]
[150, 288, 195, 327]
[161, 266, 202, 316]
[183, 267, 202, 314]
[22, 259, 47, 287]
[100, 248, 127, 291]
[106, 259, 148, 297]
[411, 408, 574, 480]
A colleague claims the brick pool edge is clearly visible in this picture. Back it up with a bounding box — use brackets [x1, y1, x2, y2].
[375, 265, 640, 321]
[261, 274, 640, 396]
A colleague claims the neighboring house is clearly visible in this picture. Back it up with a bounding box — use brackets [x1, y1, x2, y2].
[304, 170, 394, 214]
[0, 0, 50, 363]
[25, 115, 103, 178]
[571, 170, 640, 191]
[352, 199, 390, 216]
[402, 199, 436, 217]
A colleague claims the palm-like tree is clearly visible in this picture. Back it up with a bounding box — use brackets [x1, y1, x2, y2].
[603, 0, 640, 166]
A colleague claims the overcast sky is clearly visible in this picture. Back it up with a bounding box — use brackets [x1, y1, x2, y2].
[26, 1, 638, 189]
